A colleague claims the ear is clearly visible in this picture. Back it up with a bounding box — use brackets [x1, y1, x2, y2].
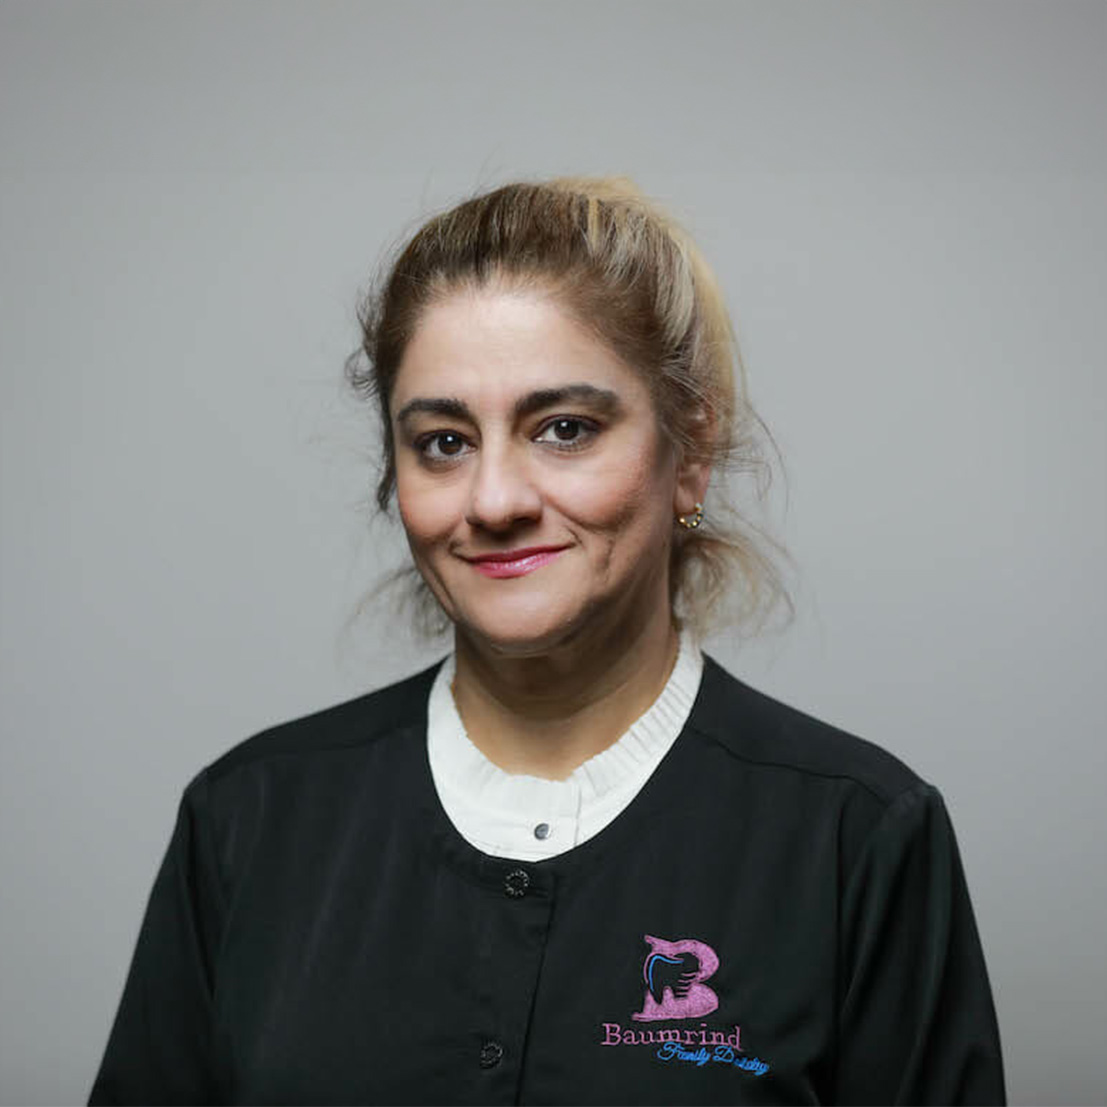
[674, 456, 712, 519]
[672, 407, 715, 518]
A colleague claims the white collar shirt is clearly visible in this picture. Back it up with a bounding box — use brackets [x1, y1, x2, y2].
[426, 628, 705, 862]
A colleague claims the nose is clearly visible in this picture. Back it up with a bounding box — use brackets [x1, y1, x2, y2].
[464, 442, 542, 533]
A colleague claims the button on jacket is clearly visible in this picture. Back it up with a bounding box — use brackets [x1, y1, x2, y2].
[89, 657, 1006, 1105]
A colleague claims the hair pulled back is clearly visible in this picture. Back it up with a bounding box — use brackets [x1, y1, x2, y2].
[345, 175, 790, 637]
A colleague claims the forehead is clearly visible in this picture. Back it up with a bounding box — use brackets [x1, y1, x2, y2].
[390, 287, 650, 413]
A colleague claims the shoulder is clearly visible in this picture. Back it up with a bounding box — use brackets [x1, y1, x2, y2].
[690, 653, 927, 806]
[197, 659, 444, 789]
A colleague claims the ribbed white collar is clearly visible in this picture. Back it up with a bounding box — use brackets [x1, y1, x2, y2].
[426, 628, 704, 861]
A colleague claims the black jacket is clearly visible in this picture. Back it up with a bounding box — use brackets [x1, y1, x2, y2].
[90, 656, 1005, 1105]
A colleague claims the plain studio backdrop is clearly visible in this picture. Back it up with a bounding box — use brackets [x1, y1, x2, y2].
[1, 2, 1104, 1104]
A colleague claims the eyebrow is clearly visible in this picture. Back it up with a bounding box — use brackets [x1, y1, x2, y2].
[394, 384, 622, 426]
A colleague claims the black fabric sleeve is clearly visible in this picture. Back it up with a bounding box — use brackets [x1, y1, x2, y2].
[89, 772, 226, 1105]
[834, 783, 1005, 1105]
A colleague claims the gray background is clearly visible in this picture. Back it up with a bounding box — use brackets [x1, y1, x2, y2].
[1, 1, 1104, 1103]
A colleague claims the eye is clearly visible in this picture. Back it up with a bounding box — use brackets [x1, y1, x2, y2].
[416, 431, 473, 463]
[533, 417, 599, 450]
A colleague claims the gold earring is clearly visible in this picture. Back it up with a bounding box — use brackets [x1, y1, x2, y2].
[676, 502, 704, 530]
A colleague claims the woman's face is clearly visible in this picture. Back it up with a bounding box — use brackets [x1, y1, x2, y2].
[390, 285, 705, 657]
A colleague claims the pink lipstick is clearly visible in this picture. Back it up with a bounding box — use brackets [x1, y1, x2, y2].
[465, 546, 568, 579]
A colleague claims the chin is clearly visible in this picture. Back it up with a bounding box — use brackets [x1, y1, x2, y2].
[453, 599, 593, 660]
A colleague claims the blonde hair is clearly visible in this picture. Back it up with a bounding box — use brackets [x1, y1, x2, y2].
[345, 175, 791, 638]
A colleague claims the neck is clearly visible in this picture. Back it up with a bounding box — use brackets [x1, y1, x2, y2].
[451, 605, 681, 781]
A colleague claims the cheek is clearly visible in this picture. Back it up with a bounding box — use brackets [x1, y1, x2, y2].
[563, 444, 674, 543]
[395, 468, 464, 546]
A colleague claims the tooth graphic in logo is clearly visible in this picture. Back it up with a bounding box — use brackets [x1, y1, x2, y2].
[632, 934, 720, 1021]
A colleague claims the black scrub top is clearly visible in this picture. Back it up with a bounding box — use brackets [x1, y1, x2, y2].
[90, 657, 1006, 1104]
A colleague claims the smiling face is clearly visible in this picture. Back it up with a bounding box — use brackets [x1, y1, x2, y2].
[389, 284, 706, 658]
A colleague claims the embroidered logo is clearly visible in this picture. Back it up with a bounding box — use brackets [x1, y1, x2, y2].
[633, 934, 719, 1021]
[597, 934, 771, 1076]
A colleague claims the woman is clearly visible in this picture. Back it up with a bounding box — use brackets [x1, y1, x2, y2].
[90, 177, 1005, 1105]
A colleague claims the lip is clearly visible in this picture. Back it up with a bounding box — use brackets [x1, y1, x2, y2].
[462, 545, 570, 579]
